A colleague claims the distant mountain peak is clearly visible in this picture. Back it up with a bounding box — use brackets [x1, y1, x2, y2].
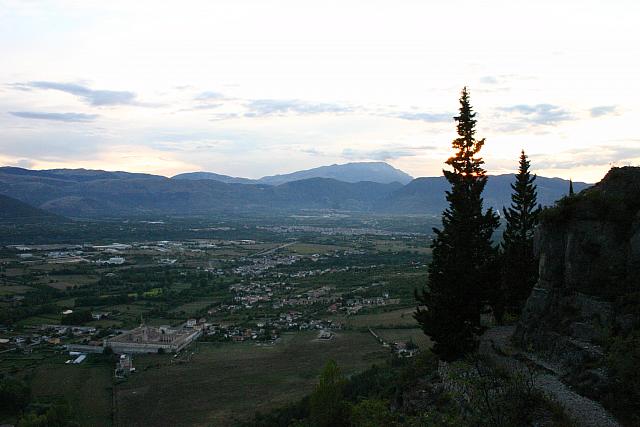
[258, 161, 414, 185]
[172, 162, 414, 186]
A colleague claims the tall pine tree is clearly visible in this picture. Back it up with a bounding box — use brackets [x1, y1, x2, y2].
[414, 87, 499, 361]
[500, 150, 541, 317]
[569, 179, 574, 196]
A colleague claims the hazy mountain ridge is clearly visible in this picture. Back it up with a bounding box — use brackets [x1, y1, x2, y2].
[256, 162, 414, 185]
[0, 166, 589, 218]
[171, 171, 256, 184]
[379, 174, 590, 214]
[0, 166, 159, 182]
[172, 162, 413, 185]
[0, 194, 64, 221]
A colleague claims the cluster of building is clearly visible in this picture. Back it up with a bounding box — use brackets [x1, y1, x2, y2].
[0, 333, 62, 348]
[229, 282, 344, 309]
[229, 282, 285, 307]
[206, 323, 277, 342]
[257, 225, 423, 237]
[0, 323, 103, 356]
[201, 310, 341, 344]
[233, 254, 300, 276]
[281, 286, 339, 307]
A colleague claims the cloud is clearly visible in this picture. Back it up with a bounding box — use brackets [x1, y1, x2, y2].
[0, 130, 107, 161]
[188, 93, 454, 124]
[497, 104, 574, 131]
[531, 144, 640, 170]
[244, 99, 352, 117]
[342, 145, 435, 161]
[195, 91, 225, 100]
[190, 103, 224, 110]
[10, 111, 98, 122]
[299, 147, 323, 156]
[480, 76, 499, 84]
[394, 112, 453, 123]
[15, 159, 34, 168]
[12, 81, 137, 106]
[590, 105, 618, 117]
[209, 113, 241, 121]
[499, 104, 573, 124]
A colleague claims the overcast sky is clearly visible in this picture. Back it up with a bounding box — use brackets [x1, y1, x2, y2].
[1, 0, 639, 182]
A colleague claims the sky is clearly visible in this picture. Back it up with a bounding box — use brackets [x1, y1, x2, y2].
[1, 0, 639, 183]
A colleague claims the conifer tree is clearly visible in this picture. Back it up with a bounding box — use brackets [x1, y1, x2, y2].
[414, 87, 499, 361]
[309, 359, 347, 427]
[500, 150, 541, 317]
[569, 179, 574, 196]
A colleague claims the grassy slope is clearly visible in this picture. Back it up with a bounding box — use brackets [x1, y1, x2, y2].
[29, 355, 113, 426]
[115, 330, 387, 426]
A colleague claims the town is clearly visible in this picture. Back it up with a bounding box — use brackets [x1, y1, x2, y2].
[0, 217, 431, 425]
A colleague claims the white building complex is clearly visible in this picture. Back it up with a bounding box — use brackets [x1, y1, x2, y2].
[106, 325, 201, 354]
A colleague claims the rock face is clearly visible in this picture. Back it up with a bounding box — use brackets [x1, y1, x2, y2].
[514, 167, 640, 398]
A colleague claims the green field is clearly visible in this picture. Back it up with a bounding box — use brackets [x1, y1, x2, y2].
[286, 243, 350, 255]
[372, 239, 432, 254]
[107, 303, 153, 315]
[0, 284, 34, 295]
[55, 297, 76, 308]
[17, 313, 61, 327]
[115, 330, 388, 426]
[339, 307, 418, 329]
[0, 351, 55, 375]
[39, 274, 99, 290]
[103, 303, 156, 327]
[374, 328, 432, 349]
[29, 355, 113, 427]
[87, 319, 124, 328]
[168, 299, 217, 316]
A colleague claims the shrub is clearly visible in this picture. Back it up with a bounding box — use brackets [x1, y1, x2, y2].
[349, 399, 394, 427]
[0, 376, 30, 413]
[605, 330, 640, 425]
[443, 356, 571, 427]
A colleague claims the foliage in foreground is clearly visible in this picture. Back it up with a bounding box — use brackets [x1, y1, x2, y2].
[0, 375, 78, 427]
[441, 356, 571, 427]
[240, 352, 572, 427]
[604, 329, 640, 426]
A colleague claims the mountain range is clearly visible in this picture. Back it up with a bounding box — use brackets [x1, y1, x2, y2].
[0, 194, 63, 222]
[173, 162, 414, 185]
[0, 163, 590, 218]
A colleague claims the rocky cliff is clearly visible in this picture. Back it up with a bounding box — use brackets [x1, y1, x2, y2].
[514, 167, 640, 399]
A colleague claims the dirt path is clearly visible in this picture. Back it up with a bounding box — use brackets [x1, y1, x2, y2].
[480, 326, 621, 427]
